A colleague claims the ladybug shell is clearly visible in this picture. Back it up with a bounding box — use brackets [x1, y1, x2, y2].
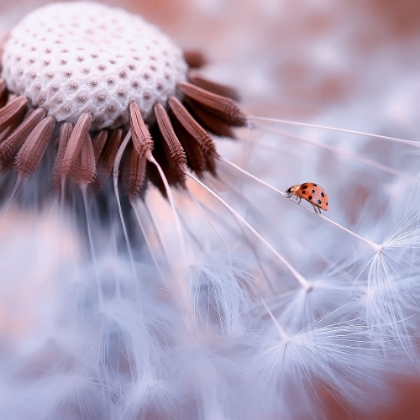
[296, 183, 328, 211]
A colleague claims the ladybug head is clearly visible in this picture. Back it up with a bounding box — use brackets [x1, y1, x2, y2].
[286, 184, 300, 196]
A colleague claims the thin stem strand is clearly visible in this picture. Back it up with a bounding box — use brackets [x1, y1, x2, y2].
[259, 297, 290, 342]
[185, 170, 311, 290]
[112, 129, 137, 281]
[80, 185, 103, 308]
[146, 152, 188, 268]
[256, 125, 413, 180]
[248, 115, 420, 148]
[130, 198, 166, 284]
[219, 157, 381, 251]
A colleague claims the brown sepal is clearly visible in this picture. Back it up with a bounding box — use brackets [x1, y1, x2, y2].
[184, 98, 235, 138]
[92, 130, 108, 161]
[154, 103, 187, 187]
[73, 133, 96, 185]
[168, 96, 218, 157]
[178, 82, 246, 127]
[16, 115, 56, 177]
[170, 113, 207, 177]
[52, 123, 73, 190]
[0, 96, 28, 130]
[183, 49, 207, 69]
[122, 143, 147, 200]
[129, 102, 153, 157]
[93, 128, 124, 191]
[0, 107, 46, 165]
[0, 79, 8, 109]
[60, 113, 92, 178]
[188, 72, 240, 101]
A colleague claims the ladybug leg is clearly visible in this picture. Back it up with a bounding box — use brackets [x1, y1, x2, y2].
[298, 198, 301, 204]
[312, 204, 319, 214]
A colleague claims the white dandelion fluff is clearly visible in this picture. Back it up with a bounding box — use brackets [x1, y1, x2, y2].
[0, 1, 420, 419]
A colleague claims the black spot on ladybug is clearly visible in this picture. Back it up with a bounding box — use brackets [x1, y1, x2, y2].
[312, 183, 317, 186]
[309, 196, 313, 200]
[326, 202, 328, 205]
[302, 185, 308, 189]
[301, 190, 306, 194]
[311, 189, 315, 193]
[321, 192, 325, 197]
[317, 199, 322, 204]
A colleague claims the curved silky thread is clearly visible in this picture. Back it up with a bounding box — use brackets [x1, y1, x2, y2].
[113, 129, 139, 284]
[219, 157, 380, 252]
[185, 170, 312, 291]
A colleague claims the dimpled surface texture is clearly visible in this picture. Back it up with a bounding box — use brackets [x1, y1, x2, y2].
[1, 1, 188, 130]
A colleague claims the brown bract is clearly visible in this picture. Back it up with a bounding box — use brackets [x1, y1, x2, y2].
[0, 56, 246, 198]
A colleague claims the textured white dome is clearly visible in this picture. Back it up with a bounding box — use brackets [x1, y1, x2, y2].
[1, 1, 188, 130]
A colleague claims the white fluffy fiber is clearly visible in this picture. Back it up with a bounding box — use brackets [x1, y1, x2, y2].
[1, 1, 420, 419]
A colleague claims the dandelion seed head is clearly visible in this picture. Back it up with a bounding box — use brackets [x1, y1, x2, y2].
[0, 1, 246, 195]
[2, 1, 187, 130]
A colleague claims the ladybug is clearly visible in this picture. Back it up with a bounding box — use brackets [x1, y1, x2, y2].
[286, 182, 329, 214]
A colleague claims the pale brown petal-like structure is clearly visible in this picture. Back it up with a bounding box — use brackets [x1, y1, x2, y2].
[16, 116, 55, 177]
[0, 2, 247, 198]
